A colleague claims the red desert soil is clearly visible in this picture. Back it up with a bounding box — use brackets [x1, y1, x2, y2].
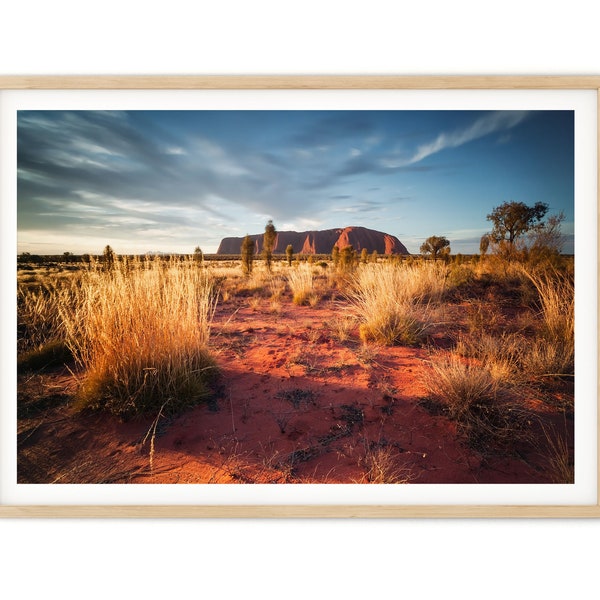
[17, 295, 573, 485]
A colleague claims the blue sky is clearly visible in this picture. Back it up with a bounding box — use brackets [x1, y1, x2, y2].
[17, 109, 574, 254]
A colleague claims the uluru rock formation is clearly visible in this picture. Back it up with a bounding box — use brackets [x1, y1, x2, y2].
[216, 226, 409, 255]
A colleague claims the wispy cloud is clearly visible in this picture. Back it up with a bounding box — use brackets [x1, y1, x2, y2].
[331, 200, 384, 214]
[406, 111, 529, 165]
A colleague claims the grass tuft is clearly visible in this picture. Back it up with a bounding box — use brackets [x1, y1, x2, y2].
[346, 262, 445, 345]
[287, 264, 315, 306]
[60, 257, 219, 418]
[522, 267, 574, 376]
[423, 355, 498, 420]
[540, 423, 574, 484]
[359, 444, 413, 483]
[423, 354, 533, 452]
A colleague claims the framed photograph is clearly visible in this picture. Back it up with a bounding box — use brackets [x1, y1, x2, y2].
[1, 76, 598, 517]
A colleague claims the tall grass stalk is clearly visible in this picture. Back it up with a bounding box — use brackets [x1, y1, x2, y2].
[60, 258, 218, 417]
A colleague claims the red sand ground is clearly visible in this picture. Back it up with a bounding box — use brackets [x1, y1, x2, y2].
[17, 294, 573, 485]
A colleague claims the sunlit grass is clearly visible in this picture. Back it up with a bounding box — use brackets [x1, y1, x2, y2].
[522, 266, 574, 375]
[345, 262, 446, 345]
[59, 257, 219, 418]
[287, 263, 317, 306]
[423, 353, 532, 451]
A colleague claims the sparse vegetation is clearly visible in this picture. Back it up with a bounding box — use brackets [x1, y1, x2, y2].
[331, 245, 340, 267]
[424, 355, 498, 418]
[17, 241, 574, 484]
[103, 244, 116, 270]
[540, 423, 574, 484]
[18, 279, 70, 355]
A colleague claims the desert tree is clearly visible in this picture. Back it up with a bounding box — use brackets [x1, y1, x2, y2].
[285, 244, 294, 266]
[103, 244, 116, 270]
[420, 235, 451, 261]
[241, 234, 255, 276]
[479, 234, 490, 258]
[331, 245, 340, 267]
[527, 211, 566, 265]
[360, 248, 369, 264]
[193, 245, 204, 265]
[339, 245, 357, 271]
[263, 219, 277, 272]
[486, 200, 548, 258]
[370, 250, 378, 263]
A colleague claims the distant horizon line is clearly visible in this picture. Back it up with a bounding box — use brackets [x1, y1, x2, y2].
[17, 250, 575, 259]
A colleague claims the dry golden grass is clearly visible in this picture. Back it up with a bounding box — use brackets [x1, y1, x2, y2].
[356, 442, 414, 484]
[522, 339, 574, 380]
[345, 262, 446, 345]
[59, 257, 218, 418]
[522, 266, 574, 375]
[17, 273, 83, 373]
[18, 280, 70, 354]
[454, 263, 574, 382]
[540, 423, 574, 484]
[423, 353, 535, 452]
[423, 355, 498, 420]
[17, 252, 574, 484]
[287, 263, 317, 306]
[327, 315, 356, 343]
[455, 332, 526, 386]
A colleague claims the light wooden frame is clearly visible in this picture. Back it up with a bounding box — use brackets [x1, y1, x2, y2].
[1, 75, 598, 518]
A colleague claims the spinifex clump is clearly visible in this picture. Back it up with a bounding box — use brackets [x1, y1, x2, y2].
[60, 257, 219, 418]
[346, 261, 447, 345]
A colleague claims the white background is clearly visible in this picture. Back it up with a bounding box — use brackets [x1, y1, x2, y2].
[1, 1, 599, 598]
